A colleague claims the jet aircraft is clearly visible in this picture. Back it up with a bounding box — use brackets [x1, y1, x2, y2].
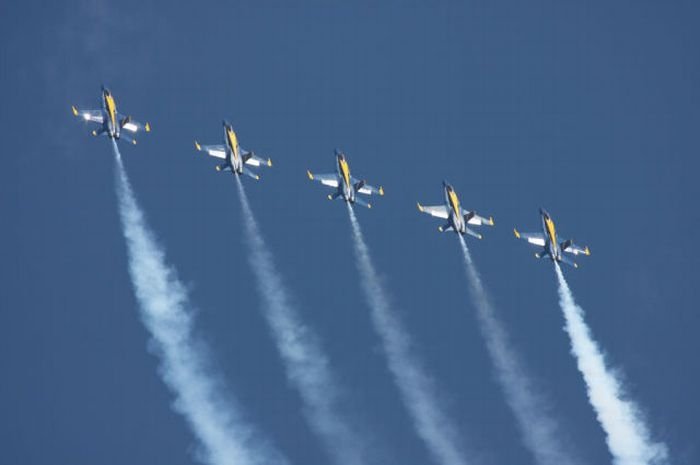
[71, 85, 150, 144]
[307, 149, 384, 208]
[417, 181, 494, 238]
[513, 208, 590, 268]
[195, 121, 271, 180]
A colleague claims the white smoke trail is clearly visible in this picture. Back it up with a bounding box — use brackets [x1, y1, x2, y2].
[112, 140, 287, 465]
[554, 264, 669, 465]
[346, 204, 470, 465]
[457, 236, 579, 465]
[235, 178, 370, 465]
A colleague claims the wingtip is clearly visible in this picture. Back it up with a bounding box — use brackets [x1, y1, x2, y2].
[255, 175, 260, 181]
[267, 158, 272, 167]
[478, 234, 483, 240]
[367, 203, 372, 209]
[438, 226, 444, 232]
[574, 263, 579, 268]
[132, 139, 137, 145]
[91, 130, 97, 136]
[585, 247, 591, 256]
[71, 105, 78, 116]
[327, 194, 333, 200]
[194, 141, 201, 151]
[513, 228, 520, 239]
[145, 122, 151, 132]
[489, 217, 495, 226]
[307, 170, 314, 180]
[379, 186, 385, 196]
[215, 165, 222, 172]
[417, 202, 424, 212]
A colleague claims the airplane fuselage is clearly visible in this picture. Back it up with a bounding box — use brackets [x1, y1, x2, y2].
[540, 210, 561, 262]
[223, 123, 243, 175]
[443, 183, 465, 234]
[336, 153, 355, 203]
[102, 89, 120, 139]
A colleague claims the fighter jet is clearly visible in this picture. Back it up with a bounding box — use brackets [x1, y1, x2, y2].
[306, 149, 384, 208]
[195, 121, 271, 180]
[513, 208, 590, 268]
[71, 85, 150, 144]
[416, 181, 494, 239]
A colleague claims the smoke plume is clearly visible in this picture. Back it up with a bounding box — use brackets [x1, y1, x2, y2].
[113, 141, 287, 465]
[554, 264, 668, 465]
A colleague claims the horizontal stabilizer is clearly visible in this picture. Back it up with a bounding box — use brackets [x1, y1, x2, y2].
[353, 197, 372, 209]
[242, 167, 260, 180]
[559, 255, 579, 268]
[464, 227, 483, 240]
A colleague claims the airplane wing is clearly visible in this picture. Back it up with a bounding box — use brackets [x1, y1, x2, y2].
[195, 142, 227, 159]
[351, 177, 384, 196]
[513, 229, 546, 246]
[561, 240, 591, 256]
[119, 115, 151, 134]
[417, 204, 449, 219]
[463, 210, 494, 226]
[307, 171, 339, 188]
[71, 106, 104, 124]
[243, 151, 272, 168]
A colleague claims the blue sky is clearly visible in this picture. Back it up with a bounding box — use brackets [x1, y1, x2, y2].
[2, 1, 699, 464]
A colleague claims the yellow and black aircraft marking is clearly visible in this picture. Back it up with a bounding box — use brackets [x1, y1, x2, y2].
[226, 127, 239, 162]
[544, 216, 557, 246]
[338, 157, 351, 188]
[104, 92, 117, 129]
[448, 189, 461, 218]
